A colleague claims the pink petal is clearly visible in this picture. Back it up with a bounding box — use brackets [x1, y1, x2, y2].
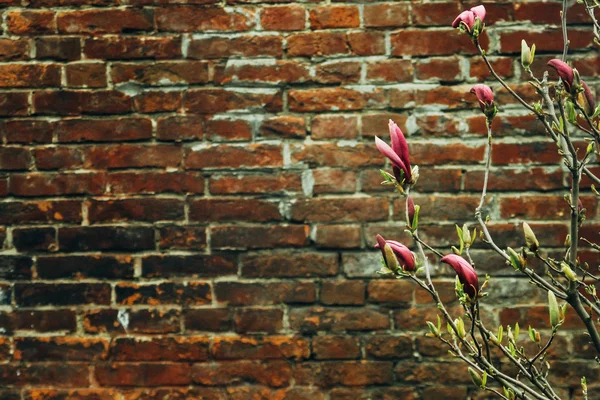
[470, 5, 486, 22]
[441, 254, 479, 298]
[375, 136, 407, 171]
[389, 119, 411, 173]
[470, 84, 494, 105]
[452, 10, 475, 29]
[547, 59, 574, 90]
[582, 81, 596, 112]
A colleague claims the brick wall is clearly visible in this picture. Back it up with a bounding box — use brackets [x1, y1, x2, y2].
[0, 0, 599, 398]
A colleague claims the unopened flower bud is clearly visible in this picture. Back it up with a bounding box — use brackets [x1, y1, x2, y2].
[521, 40, 535, 69]
[561, 262, 578, 281]
[407, 196, 415, 226]
[522, 222, 539, 252]
[455, 317, 466, 339]
[548, 290, 560, 328]
[383, 243, 400, 272]
[468, 367, 483, 387]
[506, 247, 523, 271]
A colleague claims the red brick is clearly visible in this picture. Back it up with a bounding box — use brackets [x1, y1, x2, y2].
[292, 143, 383, 168]
[209, 173, 302, 195]
[111, 61, 210, 85]
[309, 6, 359, 29]
[362, 112, 407, 137]
[185, 309, 231, 332]
[311, 115, 358, 139]
[158, 225, 207, 250]
[15, 283, 111, 306]
[0, 200, 81, 225]
[184, 88, 282, 114]
[260, 116, 306, 139]
[0, 92, 29, 116]
[204, 118, 252, 141]
[23, 389, 119, 400]
[142, 254, 236, 278]
[88, 198, 184, 223]
[59, 226, 154, 251]
[6, 11, 56, 35]
[192, 361, 291, 387]
[412, 2, 462, 26]
[33, 90, 132, 115]
[84, 36, 182, 60]
[0, 38, 30, 61]
[211, 225, 310, 250]
[188, 35, 282, 59]
[313, 169, 357, 194]
[315, 61, 361, 84]
[58, 9, 153, 34]
[368, 280, 413, 305]
[156, 6, 256, 31]
[0, 147, 32, 170]
[291, 197, 388, 222]
[212, 338, 301, 363]
[470, 56, 514, 81]
[321, 280, 365, 305]
[465, 167, 564, 192]
[36, 255, 134, 280]
[187, 144, 282, 169]
[312, 336, 360, 360]
[190, 198, 281, 222]
[491, 142, 562, 165]
[261, 5, 305, 31]
[0, 364, 89, 388]
[499, 29, 593, 53]
[413, 113, 462, 137]
[365, 335, 413, 359]
[241, 252, 338, 278]
[289, 88, 386, 112]
[415, 57, 461, 82]
[215, 281, 316, 305]
[287, 32, 348, 56]
[316, 224, 362, 249]
[116, 282, 211, 306]
[367, 59, 414, 83]
[108, 171, 204, 194]
[83, 309, 181, 334]
[0, 64, 60, 87]
[36, 37, 81, 61]
[9, 173, 105, 197]
[84, 144, 182, 169]
[133, 90, 181, 113]
[364, 4, 410, 28]
[501, 195, 597, 220]
[65, 62, 107, 88]
[1, 119, 54, 143]
[157, 115, 204, 141]
[15, 337, 108, 361]
[110, 337, 209, 362]
[216, 60, 310, 85]
[96, 363, 191, 387]
[290, 307, 390, 332]
[234, 309, 284, 333]
[392, 30, 489, 56]
[57, 118, 151, 142]
[0, 310, 76, 334]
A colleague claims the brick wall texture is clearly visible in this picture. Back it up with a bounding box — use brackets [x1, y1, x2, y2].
[0, 0, 600, 398]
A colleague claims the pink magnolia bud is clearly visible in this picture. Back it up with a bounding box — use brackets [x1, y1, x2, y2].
[407, 196, 415, 225]
[547, 59, 575, 92]
[375, 120, 412, 183]
[441, 254, 479, 299]
[470, 84, 496, 120]
[375, 234, 416, 271]
[580, 81, 596, 115]
[452, 5, 486, 31]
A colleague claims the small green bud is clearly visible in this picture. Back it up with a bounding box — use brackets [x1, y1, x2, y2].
[455, 317, 466, 339]
[522, 222, 539, 252]
[548, 290, 560, 328]
[507, 247, 523, 270]
[561, 262, 578, 281]
[468, 367, 483, 387]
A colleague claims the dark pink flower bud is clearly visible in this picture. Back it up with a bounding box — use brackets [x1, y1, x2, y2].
[470, 84, 494, 112]
[375, 119, 412, 183]
[452, 5, 486, 31]
[547, 59, 575, 91]
[407, 196, 415, 225]
[581, 81, 596, 115]
[470, 84, 496, 120]
[375, 234, 416, 271]
[441, 254, 479, 299]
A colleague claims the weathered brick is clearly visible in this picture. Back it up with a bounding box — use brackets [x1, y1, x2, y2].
[107, 171, 204, 194]
[289, 88, 386, 112]
[364, 3, 410, 27]
[215, 281, 316, 305]
[157, 115, 204, 141]
[111, 61, 210, 85]
[192, 360, 292, 387]
[290, 308, 390, 332]
[189, 198, 282, 222]
[9, 173, 105, 197]
[311, 115, 358, 139]
[185, 309, 231, 332]
[241, 252, 338, 278]
[186, 144, 283, 169]
[96, 363, 192, 387]
[312, 336, 360, 360]
[184, 89, 282, 114]
[57, 118, 152, 142]
[188, 35, 282, 59]
[65, 62, 107, 88]
[15, 283, 111, 306]
[315, 224, 362, 249]
[116, 282, 211, 305]
[37, 255, 135, 279]
[212, 336, 309, 359]
[57, 9, 153, 34]
[110, 337, 209, 362]
[156, 6, 256, 31]
[83, 309, 180, 334]
[6, 11, 56, 35]
[84, 36, 181, 60]
[88, 198, 185, 223]
[205, 119, 252, 141]
[0, 38, 30, 61]
[0, 200, 81, 225]
[15, 337, 109, 361]
[59, 226, 155, 251]
[309, 6, 359, 29]
[261, 6, 305, 31]
[142, 254, 237, 278]
[321, 280, 365, 305]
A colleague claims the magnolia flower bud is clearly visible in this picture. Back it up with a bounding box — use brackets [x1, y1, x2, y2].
[468, 367, 483, 387]
[522, 222, 539, 252]
[383, 243, 400, 272]
[506, 247, 524, 271]
[521, 40, 535, 69]
[561, 262, 578, 281]
[548, 290, 560, 328]
[455, 317, 466, 338]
